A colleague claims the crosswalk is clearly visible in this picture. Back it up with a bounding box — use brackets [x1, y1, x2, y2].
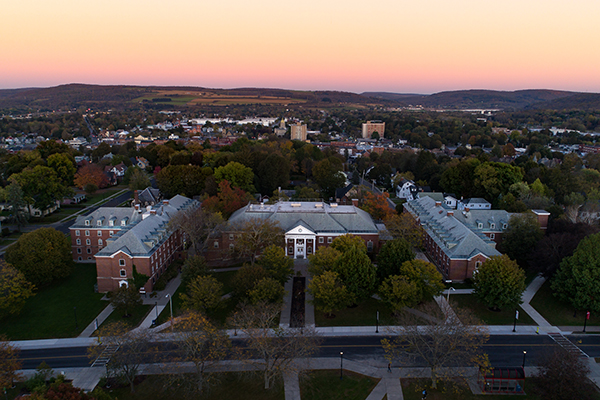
[91, 344, 120, 367]
[548, 332, 589, 358]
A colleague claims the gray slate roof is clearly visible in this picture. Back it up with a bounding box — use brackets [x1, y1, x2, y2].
[228, 201, 378, 234]
[404, 196, 501, 260]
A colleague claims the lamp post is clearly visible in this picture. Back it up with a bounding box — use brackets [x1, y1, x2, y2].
[584, 311, 590, 332]
[165, 294, 173, 331]
[446, 287, 455, 303]
[376, 311, 379, 333]
[340, 352, 343, 380]
[522, 350, 527, 369]
[155, 301, 158, 319]
[513, 310, 519, 332]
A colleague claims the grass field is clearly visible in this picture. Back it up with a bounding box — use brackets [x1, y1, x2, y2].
[315, 297, 395, 327]
[401, 378, 541, 400]
[0, 263, 107, 340]
[450, 295, 535, 325]
[97, 372, 284, 400]
[132, 89, 307, 106]
[530, 280, 600, 327]
[99, 303, 152, 330]
[300, 370, 380, 400]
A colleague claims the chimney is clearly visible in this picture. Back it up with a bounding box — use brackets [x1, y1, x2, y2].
[435, 201, 442, 207]
[447, 210, 454, 217]
[134, 190, 139, 205]
[134, 204, 140, 212]
[465, 207, 470, 212]
[351, 199, 359, 207]
[162, 199, 169, 206]
[150, 210, 157, 215]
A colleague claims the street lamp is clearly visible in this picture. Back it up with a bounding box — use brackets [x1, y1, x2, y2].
[376, 311, 379, 333]
[446, 287, 456, 303]
[522, 350, 527, 369]
[340, 352, 343, 380]
[165, 294, 173, 331]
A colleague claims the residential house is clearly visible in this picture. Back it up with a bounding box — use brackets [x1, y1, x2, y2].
[457, 198, 492, 211]
[396, 178, 418, 201]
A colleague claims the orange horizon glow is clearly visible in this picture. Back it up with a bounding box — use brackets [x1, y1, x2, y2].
[1, 0, 599, 94]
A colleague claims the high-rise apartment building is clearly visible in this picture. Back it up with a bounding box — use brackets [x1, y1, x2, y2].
[362, 120, 385, 139]
[290, 122, 307, 141]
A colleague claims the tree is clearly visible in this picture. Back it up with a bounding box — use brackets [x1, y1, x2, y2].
[230, 219, 284, 264]
[361, 191, 395, 221]
[202, 180, 254, 218]
[383, 213, 424, 249]
[5, 227, 72, 287]
[181, 255, 210, 287]
[398, 259, 445, 302]
[127, 167, 150, 191]
[256, 154, 290, 195]
[332, 245, 376, 302]
[155, 165, 212, 198]
[230, 302, 321, 390]
[232, 264, 269, 300]
[376, 239, 415, 282]
[109, 285, 142, 318]
[256, 245, 294, 284]
[312, 158, 345, 198]
[0, 261, 35, 319]
[10, 166, 69, 213]
[88, 322, 153, 393]
[213, 161, 255, 193]
[533, 348, 597, 400]
[5, 182, 29, 230]
[308, 246, 341, 276]
[73, 164, 108, 190]
[169, 311, 231, 395]
[168, 206, 223, 255]
[308, 271, 353, 317]
[47, 152, 76, 186]
[379, 275, 420, 311]
[472, 255, 526, 311]
[499, 213, 543, 268]
[382, 302, 489, 389]
[180, 275, 223, 313]
[248, 277, 285, 304]
[0, 336, 22, 389]
[552, 232, 600, 312]
[330, 234, 366, 254]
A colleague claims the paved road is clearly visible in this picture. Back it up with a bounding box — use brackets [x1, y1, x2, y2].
[17, 334, 600, 370]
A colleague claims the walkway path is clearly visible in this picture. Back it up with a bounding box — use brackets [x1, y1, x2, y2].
[78, 305, 114, 338]
[136, 274, 182, 331]
[519, 276, 558, 332]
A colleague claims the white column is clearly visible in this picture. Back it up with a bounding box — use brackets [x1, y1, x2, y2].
[285, 236, 288, 256]
[312, 236, 316, 255]
[293, 238, 297, 259]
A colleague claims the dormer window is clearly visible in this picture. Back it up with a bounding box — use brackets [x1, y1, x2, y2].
[109, 220, 114, 227]
[85, 220, 90, 226]
[477, 223, 483, 229]
[502, 223, 508, 229]
[121, 220, 126, 226]
[97, 220, 102, 226]
[490, 223, 495, 229]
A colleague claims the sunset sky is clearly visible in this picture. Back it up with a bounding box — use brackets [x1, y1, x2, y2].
[2, 0, 599, 93]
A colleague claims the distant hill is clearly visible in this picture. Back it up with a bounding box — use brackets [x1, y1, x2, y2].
[1, 84, 600, 112]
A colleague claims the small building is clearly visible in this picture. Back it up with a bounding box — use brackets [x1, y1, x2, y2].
[457, 198, 492, 211]
[396, 178, 418, 201]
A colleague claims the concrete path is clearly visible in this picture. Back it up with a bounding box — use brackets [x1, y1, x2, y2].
[78, 304, 114, 338]
[519, 276, 558, 332]
[284, 371, 301, 400]
[136, 274, 182, 330]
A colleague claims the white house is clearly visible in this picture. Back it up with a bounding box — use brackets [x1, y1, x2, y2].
[457, 198, 492, 211]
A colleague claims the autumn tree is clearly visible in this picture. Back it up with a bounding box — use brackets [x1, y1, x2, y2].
[500, 213, 544, 268]
[230, 219, 284, 264]
[230, 302, 321, 390]
[379, 275, 420, 311]
[126, 167, 150, 191]
[213, 161, 256, 193]
[256, 245, 294, 284]
[384, 212, 425, 249]
[73, 164, 108, 190]
[312, 158, 346, 198]
[308, 246, 341, 276]
[88, 322, 153, 393]
[168, 206, 224, 255]
[382, 302, 489, 389]
[332, 245, 376, 302]
[4, 182, 29, 230]
[180, 275, 223, 313]
[376, 238, 415, 282]
[330, 234, 367, 254]
[231, 264, 269, 300]
[202, 180, 253, 218]
[156, 164, 212, 198]
[5, 227, 72, 287]
[10, 165, 69, 213]
[248, 277, 285, 304]
[472, 255, 526, 311]
[0, 261, 35, 318]
[0, 336, 22, 389]
[397, 259, 445, 302]
[361, 191, 395, 221]
[181, 255, 210, 287]
[169, 311, 231, 395]
[308, 271, 353, 317]
[47, 152, 76, 186]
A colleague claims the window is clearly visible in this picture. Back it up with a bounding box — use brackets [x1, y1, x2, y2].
[214, 241, 219, 249]
[288, 246, 293, 254]
[327, 237, 332, 244]
[319, 237, 324, 243]
[98, 239, 103, 246]
[78, 256, 82, 261]
[502, 223, 508, 229]
[229, 234, 234, 240]
[87, 248, 91, 254]
[86, 239, 91, 245]
[229, 243, 234, 250]
[109, 220, 114, 227]
[367, 241, 373, 252]
[121, 220, 126, 226]
[477, 223, 483, 229]
[85, 220, 90, 226]
[490, 223, 495, 229]
[87, 256, 92, 260]
[76, 238, 81, 245]
[120, 269, 127, 277]
[109, 231, 114, 236]
[98, 230, 102, 236]
[97, 220, 102, 226]
[119, 259, 126, 266]
[77, 248, 82, 254]
[85, 230, 90, 236]
[75, 230, 80, 236]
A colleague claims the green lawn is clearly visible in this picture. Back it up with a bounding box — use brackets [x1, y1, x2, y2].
[315, 297, 395, 327]
[82, 186, 128, 205]
[0, 263, 107, 340]
[530, 280, 600, 327]
[301, 370, 379, 400]
[450, 295, 535, 325]
[96, 372, 284, 400]
[401, 378, 541, 400]
[155, 285, 185, 326]
[99, 303, 152, 330]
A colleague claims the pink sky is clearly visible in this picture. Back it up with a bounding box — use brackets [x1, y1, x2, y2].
[1, 0, 599, 93]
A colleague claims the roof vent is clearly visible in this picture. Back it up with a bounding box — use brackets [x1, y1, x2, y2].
[315, 203, 323, 208]
[330, 203, 338, 208]
[291, 203, 301, 207]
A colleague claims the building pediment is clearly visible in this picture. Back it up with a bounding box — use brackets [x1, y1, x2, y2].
[287, 223, 315, 236]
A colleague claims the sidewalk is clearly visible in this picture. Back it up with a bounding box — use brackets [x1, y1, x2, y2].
[136, 273, 182, 330]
